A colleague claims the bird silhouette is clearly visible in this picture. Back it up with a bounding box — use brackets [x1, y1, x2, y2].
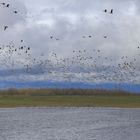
[0, 3, 5, 5]
[6, 4, 9, 8]
[4, 26, 8, 31]
[104, 9, 107, 13]
[13, 10, 18, 14]
[110, 9, 113, 14]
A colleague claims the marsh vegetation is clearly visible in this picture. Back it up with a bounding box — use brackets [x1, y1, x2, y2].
[0, 88, 139, 108]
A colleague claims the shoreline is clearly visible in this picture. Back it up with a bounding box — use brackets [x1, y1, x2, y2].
[0, 106, 140, 109]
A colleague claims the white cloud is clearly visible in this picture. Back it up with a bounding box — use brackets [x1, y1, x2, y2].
[0, 0, 140, 84]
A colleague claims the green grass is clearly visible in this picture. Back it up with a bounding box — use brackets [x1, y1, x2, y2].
[0, 94, 140, 108]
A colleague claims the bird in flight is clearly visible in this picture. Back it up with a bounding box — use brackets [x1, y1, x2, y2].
[104, 9, 107, 13]
[103, 9, 113, 14]
[50, 36, 53, 39]
[0, 2, 5, 5]
[4, 26, 8, 31]
[13, 10, 18, 14]
[6, 4, 9, 8]
[110, 9, 113, 14]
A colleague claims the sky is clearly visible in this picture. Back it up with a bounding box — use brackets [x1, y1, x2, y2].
[0, 0, 140, 90]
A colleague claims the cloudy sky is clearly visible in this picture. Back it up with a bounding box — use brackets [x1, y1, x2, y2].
[0, 0, 140, 86]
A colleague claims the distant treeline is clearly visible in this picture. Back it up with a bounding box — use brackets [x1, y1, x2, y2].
[0, 88, 139, 96]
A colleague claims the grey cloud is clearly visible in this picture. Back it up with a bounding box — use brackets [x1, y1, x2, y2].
[0, 0, 140, 84]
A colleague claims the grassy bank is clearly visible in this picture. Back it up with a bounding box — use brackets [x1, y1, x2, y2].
[0, 89, 140, 108]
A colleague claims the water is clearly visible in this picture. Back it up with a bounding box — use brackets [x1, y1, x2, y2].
[0, 107, 140, 140]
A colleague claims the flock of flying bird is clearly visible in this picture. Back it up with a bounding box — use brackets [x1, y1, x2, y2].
[0, 3, 140, 83]
[0, 2, 18, 31]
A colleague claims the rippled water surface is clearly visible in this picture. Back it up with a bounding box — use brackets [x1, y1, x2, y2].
[0, 107, 140, 140]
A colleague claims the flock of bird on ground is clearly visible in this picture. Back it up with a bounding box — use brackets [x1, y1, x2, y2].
[0, 3, 140, 83]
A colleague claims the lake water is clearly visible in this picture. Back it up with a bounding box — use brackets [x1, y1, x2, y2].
[0, 107, 140, 140]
